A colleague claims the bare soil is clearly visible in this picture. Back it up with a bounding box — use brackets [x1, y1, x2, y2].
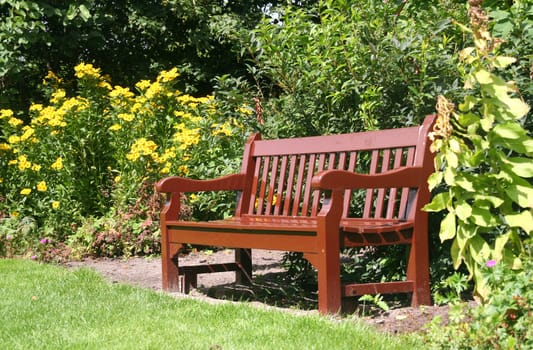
[64, 249, 453, 335]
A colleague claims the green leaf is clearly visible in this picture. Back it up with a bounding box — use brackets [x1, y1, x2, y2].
[450, 238, 462, 269]
[505, 210, 533, 234]
[501, 156, 533, 178]
[423, 192, 450, 212]
[492, 56, 516, 68]
[427, 171, 443, 191]
[458, 96, 479, 113]
[469, 235, 490, 265]
[491, 121, 528, 140]
[505, 184, 533, 209]
[455, 201, 472, 221]
[473, 69, 493, 84]
[445, 149, 459, 168]
[79, 5, 91, 21]
[471, 206, 498, 227]
[439, 212, 456, 242]
[493, 232, 509, 261]
[473, 194, 504, 208]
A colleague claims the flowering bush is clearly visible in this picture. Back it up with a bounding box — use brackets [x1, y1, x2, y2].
[0, 64, 256, 258]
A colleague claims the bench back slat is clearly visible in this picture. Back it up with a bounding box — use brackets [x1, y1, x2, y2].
[241, 116, 435, 221]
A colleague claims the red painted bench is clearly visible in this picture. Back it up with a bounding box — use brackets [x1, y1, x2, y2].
[156, 114, 436, 314]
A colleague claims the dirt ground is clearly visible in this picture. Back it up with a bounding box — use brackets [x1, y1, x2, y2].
[65, 249, 453, 335]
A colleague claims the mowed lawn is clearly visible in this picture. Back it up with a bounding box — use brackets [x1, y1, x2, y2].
[0, 259, 420, 349]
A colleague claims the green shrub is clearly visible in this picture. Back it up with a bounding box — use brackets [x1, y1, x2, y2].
[424, 0, 532, 300]
[423, 256, 532, 349]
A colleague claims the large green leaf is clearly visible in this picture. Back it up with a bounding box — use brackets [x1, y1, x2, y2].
[505, 210, 533, 234]
[501, 156, 533, 178]
[439, 212, 456, 242]
[423, 192, 450, 212]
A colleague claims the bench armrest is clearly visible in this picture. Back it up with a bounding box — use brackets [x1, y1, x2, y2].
[156, 173, 247, 193]
[311, 167, 427, 190]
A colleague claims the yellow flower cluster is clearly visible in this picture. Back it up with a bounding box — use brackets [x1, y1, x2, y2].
[20, 188, 32, 195]
[8, 117, 23, 127]
[135, 80, 152, 91]
[51, 157, 63, 170]
[110, 86, 134, 99]
[145, 82, 163, 99]
[156, 68, 180, 83]
[126, 138, 158, 161]
[118, 113, 135, 122]
[16, 155, 32, 171]
[173, 124, 201, 150]
[211, 122, 233, 137]
[37, 181, 47, 192]
[50, 89, 66, 104]
[237, 104, 254, 116]
[74, 63, 102, 79]
[0, 109, 14, 119]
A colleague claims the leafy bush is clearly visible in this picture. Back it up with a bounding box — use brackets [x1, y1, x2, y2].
[423, 256, 532, 349]
[424, 0, 532, 299]
[0, 64, 257, 258]
[246, 0, 466, 138]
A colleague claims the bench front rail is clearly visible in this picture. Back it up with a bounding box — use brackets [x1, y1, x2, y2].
[156, 115, 436, 314]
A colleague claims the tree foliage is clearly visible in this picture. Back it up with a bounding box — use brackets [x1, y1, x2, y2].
[0, 0, 313, 111]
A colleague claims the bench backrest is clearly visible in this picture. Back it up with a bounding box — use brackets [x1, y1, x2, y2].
[235, 115, 436, 221]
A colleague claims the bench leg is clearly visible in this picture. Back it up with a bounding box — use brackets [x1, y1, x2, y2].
[316, 250, 342, 314]
[162, 242, 183, 291]
[407, 228, 431, 306]
[235, 248, 252, 284]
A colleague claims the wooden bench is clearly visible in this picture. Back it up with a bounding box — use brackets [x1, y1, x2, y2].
[156, 114, 436, 314]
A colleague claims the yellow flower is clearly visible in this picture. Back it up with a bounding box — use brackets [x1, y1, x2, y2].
[109, 124, 122, 131]
[237, 105, 253, 116]
[20, 188, 32, 195]
[8, 135, 20, 144]
[98, 81, 112, 90]
[37, 181, 47, 192]
[8, 117, 24, 127]
[29, 104, 44, 112]
[114, 176, 121, 183]
[0, 109, 14, 119]
[20, 126, 35, 141]
[156, 67, 180, 83]
[135, 80, 152, 91]
[17, 155, 31, 171]
[178, 165, 189, 175]
[31, 164, 41, 172]
[145, 82, 163, 99]
[118, 113, 134, 122]
[10, 211, 20, 218]
[52, 201, 60, 209]
[126, 138, 158, 161]
[50, 89, 66, 104]
[109, 86, 134, 99]
[0, 143, 11, 151]
[51, 157, 63, 170]
[74, 63, 101, 79]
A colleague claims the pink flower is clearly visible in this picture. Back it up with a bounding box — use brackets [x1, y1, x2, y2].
[486, 260, 497, 268]
[40, 238, 49, 244]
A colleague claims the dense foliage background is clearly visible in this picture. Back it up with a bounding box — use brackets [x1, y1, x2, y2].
[1, 4, 531, 342]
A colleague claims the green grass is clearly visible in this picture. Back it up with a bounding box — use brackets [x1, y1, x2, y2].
[0, 259, 420, 349]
